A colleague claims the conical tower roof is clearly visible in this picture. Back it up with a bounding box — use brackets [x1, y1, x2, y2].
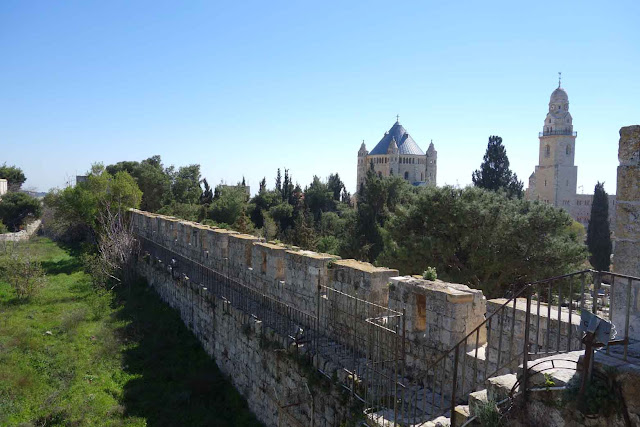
[369, 120, 425, 155]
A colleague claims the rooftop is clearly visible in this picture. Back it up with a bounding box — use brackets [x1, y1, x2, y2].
[369, 120, 425, 155]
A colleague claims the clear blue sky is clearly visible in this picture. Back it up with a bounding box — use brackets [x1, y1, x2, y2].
[1, 0, 638, 195]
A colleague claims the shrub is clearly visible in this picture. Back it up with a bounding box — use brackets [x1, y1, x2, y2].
[0, 192, 42, 231]
[475, 398, 503, 427]
[422, 267, 438, 281]
[0, 247, 46, 299]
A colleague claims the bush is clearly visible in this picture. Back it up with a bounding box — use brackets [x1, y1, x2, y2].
[0, 222, 8, 234]
[0, 192, 42, 231]
[422, 267, 438, 281]
[0, 247, 46, 299]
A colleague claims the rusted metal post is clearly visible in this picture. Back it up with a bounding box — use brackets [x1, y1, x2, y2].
[450, 344, 459, 427]
[522, 287, 532, 402]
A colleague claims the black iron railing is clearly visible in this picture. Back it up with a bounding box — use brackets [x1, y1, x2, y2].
[136, 235, 407, 426]
[399, 269, 640, 427]
[539, 130, 577, 137]
[136, 228, 640, 427]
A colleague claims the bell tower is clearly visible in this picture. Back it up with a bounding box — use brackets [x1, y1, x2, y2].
[531, 76, 578, 207]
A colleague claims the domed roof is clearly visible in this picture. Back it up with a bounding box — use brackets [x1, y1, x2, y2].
[369, 121, 425, 155]
[550, 87, 569, 103]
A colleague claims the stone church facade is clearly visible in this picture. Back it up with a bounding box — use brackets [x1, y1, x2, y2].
[356, 119, 437, 190]
[526, 83, 616, 229]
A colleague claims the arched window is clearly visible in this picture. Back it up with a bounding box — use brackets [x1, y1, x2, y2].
[390, 168, 393, 175]
[421, 172, 424, 181]
[566, 145, 571, 155]
[378, 172, 382, 178]
[545, 145, 551, 157]
[404, 171, 409, 180]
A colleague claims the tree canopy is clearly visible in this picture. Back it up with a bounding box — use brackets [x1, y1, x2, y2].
[0, 163, 27, 192]
[377, 186, 586, 298]
[45, 168, 142, 241]
[586, 182, 612, 271]
[472, 136, 523, 199]
[0, 192, 42, 231]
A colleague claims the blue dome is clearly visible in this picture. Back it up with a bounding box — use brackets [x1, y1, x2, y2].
[369, 121, 425, 155]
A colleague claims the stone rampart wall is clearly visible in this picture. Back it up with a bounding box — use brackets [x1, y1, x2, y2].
[613, 125, 640, 340]
[137, 253, 357, 427]
[130, 210, 490, 406]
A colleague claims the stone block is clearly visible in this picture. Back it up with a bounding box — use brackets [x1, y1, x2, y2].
[614, 240, 640, 277]
[619, 125, 640, 165]
[616, 202, 640, 240]
[616, 165, 640, 201]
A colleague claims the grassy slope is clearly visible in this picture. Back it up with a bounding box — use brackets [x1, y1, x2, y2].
[0, 237, 262, 427]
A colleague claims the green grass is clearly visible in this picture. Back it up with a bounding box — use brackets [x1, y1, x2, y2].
[0, 237, 262, 427]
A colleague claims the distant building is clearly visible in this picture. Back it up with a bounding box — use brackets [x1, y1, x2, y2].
[76, 176, 88, 185]
[526, 80, 616, 229]
[0, 179, 7, 197]
[356, 118, 437, 190]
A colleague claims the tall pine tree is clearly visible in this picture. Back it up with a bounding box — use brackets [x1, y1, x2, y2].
[586, 182, 612, 271]
[472, 136, 524, 199]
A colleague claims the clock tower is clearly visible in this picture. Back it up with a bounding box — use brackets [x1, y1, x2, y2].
[527, 80, 578, 208]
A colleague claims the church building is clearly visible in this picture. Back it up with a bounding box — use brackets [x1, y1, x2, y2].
[525, 78, 616, 229]
[356, 118, 437, 190]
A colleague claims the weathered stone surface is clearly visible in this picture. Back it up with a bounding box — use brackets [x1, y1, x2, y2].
[619, 125, 640, 165]
[616, 165, 640, 201]
[616, 202, 640, 240]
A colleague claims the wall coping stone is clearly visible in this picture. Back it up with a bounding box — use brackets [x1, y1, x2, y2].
[255, 242, 287, 251]
[333, 259, 398, 274]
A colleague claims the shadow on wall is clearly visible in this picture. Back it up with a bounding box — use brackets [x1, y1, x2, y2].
[114, 278, 263, 427]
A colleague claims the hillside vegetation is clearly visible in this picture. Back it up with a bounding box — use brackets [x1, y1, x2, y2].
[0, 237, 261, 426]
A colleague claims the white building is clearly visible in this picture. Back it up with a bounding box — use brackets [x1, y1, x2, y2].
[357, 119, 437, 190]
[0, 179, 7, 197]
[526, 81, 616, 229]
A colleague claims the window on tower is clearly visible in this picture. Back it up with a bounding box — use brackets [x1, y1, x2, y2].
[404, 172, 409, 180]
[545, 145, 550, 157]
[566, 145, 571, 155]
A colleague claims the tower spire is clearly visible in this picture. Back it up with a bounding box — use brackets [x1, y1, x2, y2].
[396, 114, 400, 123]
[558, 71, 562, 88]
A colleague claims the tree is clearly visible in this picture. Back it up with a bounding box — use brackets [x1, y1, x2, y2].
[106, 156, 173, 212]
[291, 205, 316, 250]
[200, 178, 213, 205]
[586, 182, 612, 271]
[377, 186, 587, 298]
[0, 163, 27, 192]
[305, 176, 335, 221]
[44, 169, 142, 242]
[342, 169, 414, 262]
[0, 192, 42, 231]
[275, 169, 282, 194]
[171, 164, 202, 204]
[472, 136, 523, 199]
[327, 173, 345, 201]
[209, 185, 248, 226]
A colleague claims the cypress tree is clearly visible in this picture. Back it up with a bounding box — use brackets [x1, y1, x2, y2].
[472, 136, 524, 199]
[586, 182, 612, 271]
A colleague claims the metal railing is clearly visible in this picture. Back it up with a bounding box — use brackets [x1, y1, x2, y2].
[539, 130, 577, 137]
[401, 269, 640, 427]
[137, 235, 406, 426]
[137, 232, 640, 427]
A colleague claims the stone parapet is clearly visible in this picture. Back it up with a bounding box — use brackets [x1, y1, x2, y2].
[331, 259, 398, 305]
[613, 125, 640, 341]
[137, 253, 356, 427]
